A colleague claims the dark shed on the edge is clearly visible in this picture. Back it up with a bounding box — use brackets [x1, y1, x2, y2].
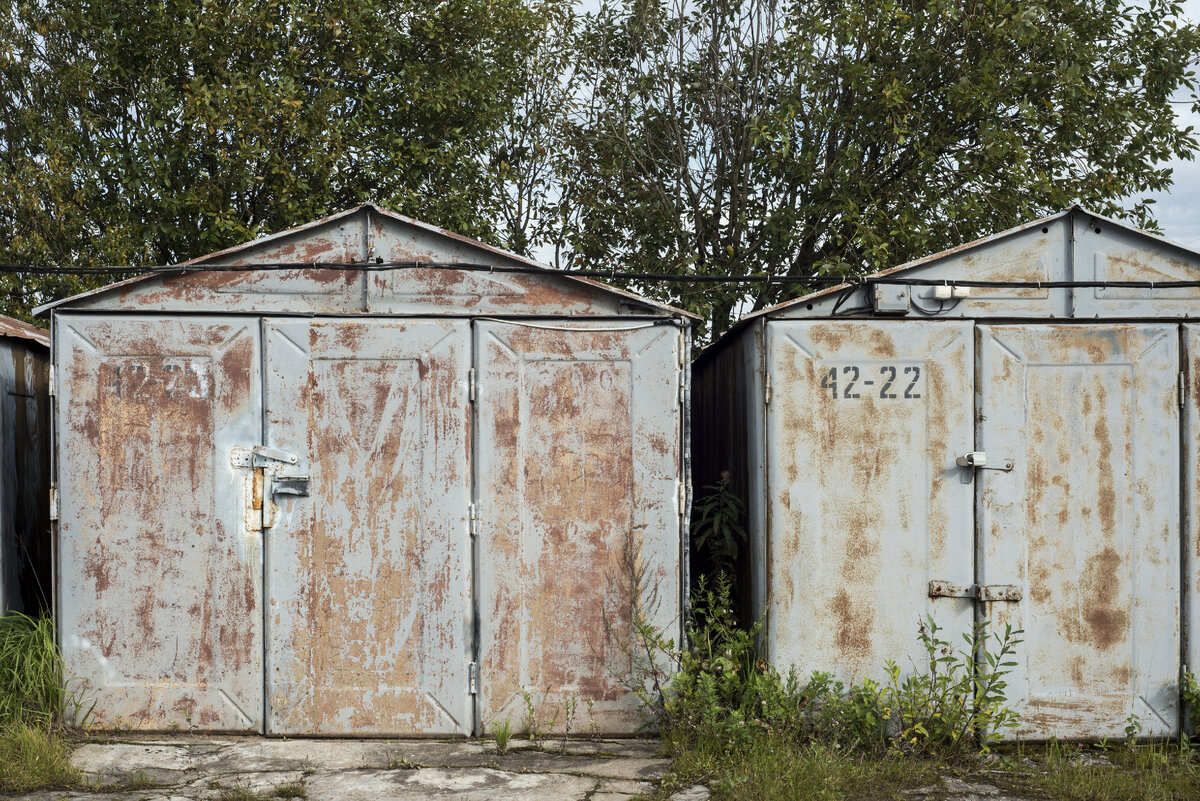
[40, 204, 695, 736]
[695, 206, 1200, 740]
[0, 316, 50, 614]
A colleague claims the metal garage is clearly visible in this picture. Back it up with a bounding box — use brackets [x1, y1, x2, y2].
[694, 206, 1200, 740]
[40, 204, 694, 736]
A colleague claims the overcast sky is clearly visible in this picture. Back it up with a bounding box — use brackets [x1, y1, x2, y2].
[1138, 0, 1200, 247]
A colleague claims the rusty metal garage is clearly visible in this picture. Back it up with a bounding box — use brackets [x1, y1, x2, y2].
[38, 204, 694, 736]
[694, 206, 1200, 740]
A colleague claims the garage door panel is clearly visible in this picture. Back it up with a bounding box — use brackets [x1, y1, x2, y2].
[56, 315, 262, 731]
[264, 318, 472, 735]
[474, 321, 683, 735]
[764, 321, 976, 685]
[977, 324, 1179, 740]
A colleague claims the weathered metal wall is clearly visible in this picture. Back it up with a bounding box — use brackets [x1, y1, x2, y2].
[50, 208, 692, 736]
[762, 320, 976, 681]
[0, 323, 51, 613]
[976, 324, 1180, 740]
[56, 314, 264, 730]
[47, 206, 666, 319]
[767, 209, 1200, 322]
[263, 318, 473, 736]
[474, 320, 685, 735]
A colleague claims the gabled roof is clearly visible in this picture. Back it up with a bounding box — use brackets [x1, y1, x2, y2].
[0, 315, 48, 348]
[35, 204, 699, 320]
[725, 204, 1200, 328]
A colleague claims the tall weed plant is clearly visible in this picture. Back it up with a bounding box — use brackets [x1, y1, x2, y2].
[651, 575, 1022, 760]
[0, 612, 73, 727]
[0, 612, 84, 792]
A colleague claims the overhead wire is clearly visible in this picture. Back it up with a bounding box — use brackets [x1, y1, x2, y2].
[2, 259, 1200, 293]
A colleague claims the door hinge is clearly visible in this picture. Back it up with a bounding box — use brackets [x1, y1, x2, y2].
[469, 662, 478, 695]
[1180, 371, 1186, 409]
[468, 368, 476, 403]
[469, 503, 478, 537]
[47, 364, 55, 397]
[48, 484, 57, 522]
[764, 372, 772, 406]
[678, 480, 687, 515]
[678, 370, 685, 405]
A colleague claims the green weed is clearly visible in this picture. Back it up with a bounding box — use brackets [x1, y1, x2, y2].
[0, 612, 85, 793]
[493, 718, 513, 753]
[647, 575, 1021, 758]
[274, 780, 308, 798]
[1012, 740, 1200, 801]
[692, 472, 747, 575]
[0, 720, 80, 793]
[0, 611, 83, 727]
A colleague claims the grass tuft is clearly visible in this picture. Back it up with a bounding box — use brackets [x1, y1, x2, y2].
[0, 612, 87, 793]
[274, 780, 308, 798]
[0, 612, 72, 727]
[0, 720, 80, 793]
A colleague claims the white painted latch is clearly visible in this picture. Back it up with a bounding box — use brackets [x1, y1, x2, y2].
[250, 445, 298, 468]
[48, 484, 57, 522]
[956, 451, 1013, 471]
[469, 662, 478, 695]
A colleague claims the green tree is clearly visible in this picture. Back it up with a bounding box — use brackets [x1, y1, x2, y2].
[481, 0, 582, 262]
[560, 0, 1200, 338]
[0, 0, 544, 321]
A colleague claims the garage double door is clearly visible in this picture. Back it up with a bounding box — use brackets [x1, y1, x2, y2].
[56, 315, 684, 735]
[766, 320, 1185, 740]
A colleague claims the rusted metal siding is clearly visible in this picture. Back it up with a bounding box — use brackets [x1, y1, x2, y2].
[1071, 215, 1200, 317]
[262, 318, 473, 736]
[1186, 325, 1200, 734]
[56, 314, 264, 731]
[41, 206, 674, 319]
[978, 324, 1180, 740]
[751, 208, 1200, 323]
[0, 328, 51, 613]
[49, 207, 692, 736]
[763, 320, 976, 682]
[474, 320, 684, 735]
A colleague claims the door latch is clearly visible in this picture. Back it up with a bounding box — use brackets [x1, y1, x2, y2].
[928, 580, 1023, 602]
[231, 446, 308, 530]
[956, 451, 1014, 471]
[271, 475, 311, 497]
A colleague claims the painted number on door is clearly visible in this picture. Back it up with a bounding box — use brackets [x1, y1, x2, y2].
[820, 365, 921, 400]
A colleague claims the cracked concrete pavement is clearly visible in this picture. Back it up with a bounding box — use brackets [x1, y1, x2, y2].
[23, 736, 671, 800]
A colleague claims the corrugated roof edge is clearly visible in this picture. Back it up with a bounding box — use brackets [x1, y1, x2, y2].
[695, 204, 1195, 366]
[0, 315, 49, 347]
[33, 203, 701, 320]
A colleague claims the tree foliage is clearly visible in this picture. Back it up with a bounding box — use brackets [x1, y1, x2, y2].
[0, 0, 544, 320]
[3, 0, 1199, 333]
[558, 0, 1200, 337]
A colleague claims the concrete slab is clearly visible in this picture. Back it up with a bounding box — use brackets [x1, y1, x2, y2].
[304, 767, 597, 800]
[63, 737, 666, 801]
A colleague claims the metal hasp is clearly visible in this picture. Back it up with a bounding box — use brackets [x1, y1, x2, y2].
[956, 451, 1014, 471]
[45, 204, 695, 737]
[928, 581, 1022, 602]
[694, 206, 1197, 742]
